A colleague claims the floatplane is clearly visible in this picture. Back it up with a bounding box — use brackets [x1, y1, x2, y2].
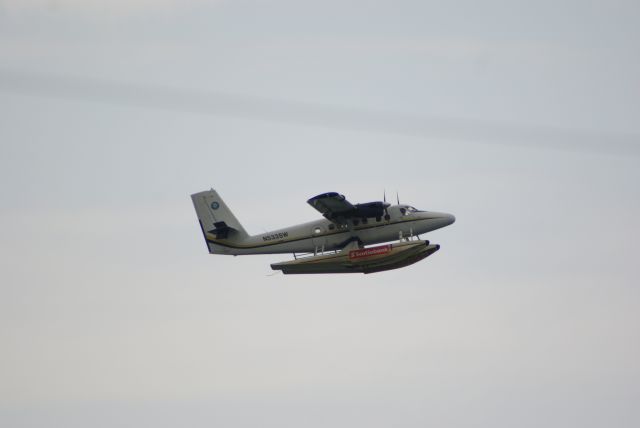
[191, 189, 455, 274]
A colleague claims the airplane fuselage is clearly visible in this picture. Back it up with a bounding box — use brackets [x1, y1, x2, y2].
[204, 205, 455, 255]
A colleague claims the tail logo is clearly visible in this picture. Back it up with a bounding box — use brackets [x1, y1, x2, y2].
[211, 201, 220, 210]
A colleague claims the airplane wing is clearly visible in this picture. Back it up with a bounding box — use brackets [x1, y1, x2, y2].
[307, 192, 356, 221]
[307, 192, 388, 222]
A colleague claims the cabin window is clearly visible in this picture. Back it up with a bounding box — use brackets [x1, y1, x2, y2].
[313, 226, 322, 234]
[353, 219, 360, 226]
[400, 208, 406, 215]
[328, 224, 335, 230]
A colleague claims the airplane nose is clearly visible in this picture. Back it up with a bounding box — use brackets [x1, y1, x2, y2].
[446, 213, 456, 225]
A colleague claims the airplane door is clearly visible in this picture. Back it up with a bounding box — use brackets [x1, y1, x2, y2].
[311, 225, 327, 250]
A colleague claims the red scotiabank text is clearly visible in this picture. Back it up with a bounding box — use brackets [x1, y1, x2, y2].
[349, 245, 391, 260]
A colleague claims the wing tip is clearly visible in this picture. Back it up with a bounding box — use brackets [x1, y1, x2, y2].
[307, 192, 344, 204]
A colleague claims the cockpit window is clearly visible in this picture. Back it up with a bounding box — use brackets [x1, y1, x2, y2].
[400, 206, 418, 215]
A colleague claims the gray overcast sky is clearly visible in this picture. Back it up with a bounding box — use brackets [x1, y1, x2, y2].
[1, 1, 639, 427]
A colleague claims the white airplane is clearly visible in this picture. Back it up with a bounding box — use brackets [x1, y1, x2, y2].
[191, 189, 455, 274]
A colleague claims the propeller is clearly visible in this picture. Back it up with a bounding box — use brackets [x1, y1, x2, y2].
[396, 191, 400, 205]
[382, 189, 391, 221]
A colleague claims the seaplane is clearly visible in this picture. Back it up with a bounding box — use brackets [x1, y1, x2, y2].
[191, 189, 455, 274]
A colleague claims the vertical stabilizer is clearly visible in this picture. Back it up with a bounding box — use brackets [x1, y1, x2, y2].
[191, 189, 249, 251]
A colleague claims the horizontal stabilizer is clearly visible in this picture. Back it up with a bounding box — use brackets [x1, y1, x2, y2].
[208, 221, 234, 239]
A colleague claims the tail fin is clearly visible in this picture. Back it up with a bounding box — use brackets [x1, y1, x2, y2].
[191, 189, 249, 252]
